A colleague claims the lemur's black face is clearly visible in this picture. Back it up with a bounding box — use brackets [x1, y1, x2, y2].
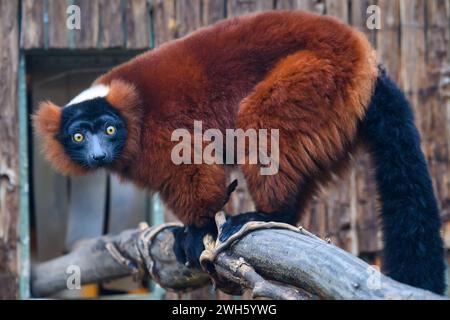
[59, 98, 127, 169]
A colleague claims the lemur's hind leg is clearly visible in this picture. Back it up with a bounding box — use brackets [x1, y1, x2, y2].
[220, 51, 367, 241]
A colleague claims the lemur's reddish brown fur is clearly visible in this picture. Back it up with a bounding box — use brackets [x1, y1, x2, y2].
[34, 11, 378, 227]
[34, 101, 88, 176]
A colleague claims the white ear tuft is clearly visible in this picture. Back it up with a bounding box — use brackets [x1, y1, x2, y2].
[67, 84, 110, 106]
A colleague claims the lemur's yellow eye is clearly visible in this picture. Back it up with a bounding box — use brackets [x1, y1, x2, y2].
[73, 133, 84, 143]
[106, 125, 116, 136]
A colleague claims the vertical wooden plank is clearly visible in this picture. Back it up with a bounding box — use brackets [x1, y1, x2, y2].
[125, 0, 151, 48]
[48, 0, 69, 48]
[65, 172, 107, 249]
[300, 197, 328, 237]
[354, 152, 380, 253]
[424, 0, 450, 229]
[444, 221, 450, 249]
[399, 0, 426, 110]
[108, 175, 147, 233]
[99, 0, 125, 48]
[176, 0, 202, 37]
[376, 0, 401, 82]
[294, 0, 325, 13]
[152, 0, 176, 47]
[275, 0, 296, 10]
[351, 0, 377, 41]
[20, 0, 45, 49]
[202, 0, 226, 25]
[32, 159, 68, 260]
[325, 0, 349, 21]
[73, 0, 100, 49]
[227, 0, 274, 17]
[0, 0, 19, 299]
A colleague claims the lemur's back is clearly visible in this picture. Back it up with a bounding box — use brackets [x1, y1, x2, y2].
[96, 11, 377, 129]
[187, 10, 375, 91]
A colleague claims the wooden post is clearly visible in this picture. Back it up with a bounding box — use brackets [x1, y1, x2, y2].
[151, 0, 177, 47]
[295, 0, 325, 13]
[0, 0, 20, 300]
[176, 0, 202, 37]
[20, 0, 45, 49]
[125, 0, 151, 49]
[202, 0, 226, 25]
[423, 0, 450, 234]
[47, 0, 69, 48]
[227, 0, 274, 17]
[377, 0, 401, 82]
[73, 0, 100, 49]
[99, 0, 125, 48]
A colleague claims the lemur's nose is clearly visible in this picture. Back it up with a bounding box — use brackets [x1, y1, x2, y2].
[92, 153, 106, 161]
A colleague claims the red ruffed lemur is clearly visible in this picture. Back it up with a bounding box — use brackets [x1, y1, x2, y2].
[33, 11, 446, 294]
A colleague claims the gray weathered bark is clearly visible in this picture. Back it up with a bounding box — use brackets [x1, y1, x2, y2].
[31, 219, 446, 300]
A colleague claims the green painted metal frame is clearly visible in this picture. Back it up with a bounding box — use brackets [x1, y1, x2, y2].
[18, 51, 30, 299]
[146, 194, 166, 299]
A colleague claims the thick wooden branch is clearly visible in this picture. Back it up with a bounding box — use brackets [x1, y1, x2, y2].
[31, 220, 446, 300]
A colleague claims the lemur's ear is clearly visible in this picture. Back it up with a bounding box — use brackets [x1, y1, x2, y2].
[32, 101, 88, 176]
[33, 101, 61, 135]
[106, 80, 141, 112]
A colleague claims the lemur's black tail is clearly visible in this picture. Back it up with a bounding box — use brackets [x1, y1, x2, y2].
[361, 68, 446, 294]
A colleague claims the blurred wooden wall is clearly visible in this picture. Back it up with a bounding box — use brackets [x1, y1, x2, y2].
[0, 0, 448, 299]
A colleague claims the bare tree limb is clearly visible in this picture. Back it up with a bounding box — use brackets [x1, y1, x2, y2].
[31, 216, 446, 300]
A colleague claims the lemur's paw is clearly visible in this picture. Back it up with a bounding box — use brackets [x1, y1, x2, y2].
[218, 209, 297, 243]
[172, 180, 238, 269]
[218, 211, 274, 243]
[174, 221, 217, 269]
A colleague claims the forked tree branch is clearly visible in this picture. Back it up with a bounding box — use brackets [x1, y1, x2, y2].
[31, 214, 446, 300]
